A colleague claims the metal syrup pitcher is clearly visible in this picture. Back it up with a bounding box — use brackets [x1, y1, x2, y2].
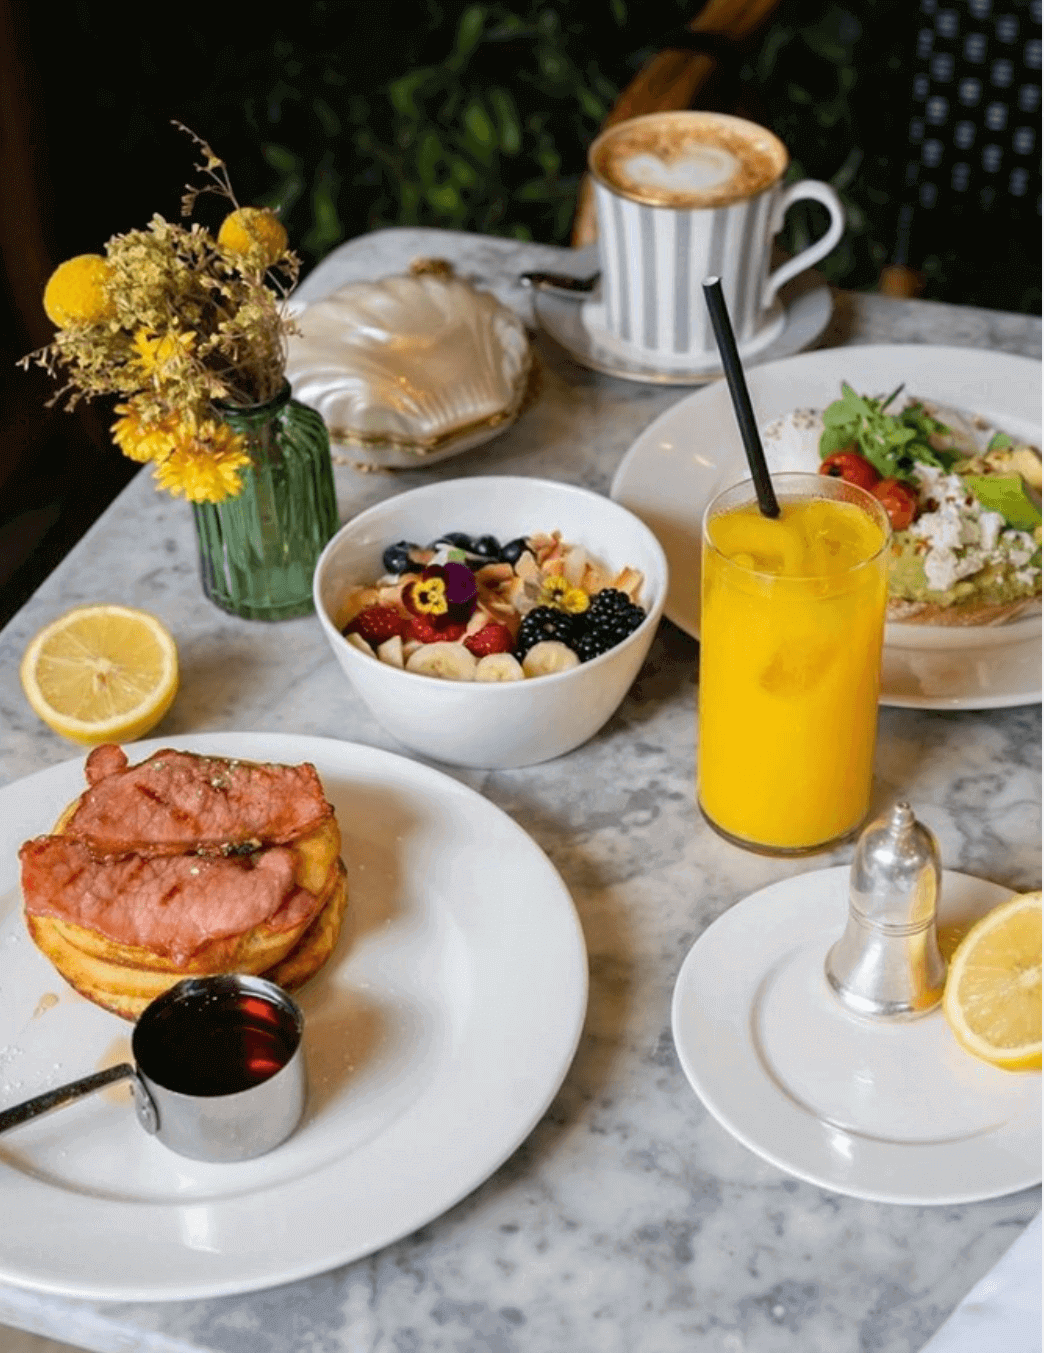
[825, 802, 947, 1018]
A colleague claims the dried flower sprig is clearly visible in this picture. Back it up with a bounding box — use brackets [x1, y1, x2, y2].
[20, 125, 301, 503]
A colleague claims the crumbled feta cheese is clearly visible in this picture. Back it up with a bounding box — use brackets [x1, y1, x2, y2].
[978, 510, 1005, 553]
[908, 464, 1040, 593]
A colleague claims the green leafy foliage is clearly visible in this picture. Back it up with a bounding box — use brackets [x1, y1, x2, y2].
[819, 383, 955, 480]
[24, 1, 1041, 312]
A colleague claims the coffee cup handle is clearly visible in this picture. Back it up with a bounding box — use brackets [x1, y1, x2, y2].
[763, 180, 845, 308]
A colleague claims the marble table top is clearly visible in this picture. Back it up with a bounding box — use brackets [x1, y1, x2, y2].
[0, 228, 1040, 1353]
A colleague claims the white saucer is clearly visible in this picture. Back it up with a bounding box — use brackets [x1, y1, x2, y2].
[671, 867, 1041, 1205]
[533, 271, 832, 386]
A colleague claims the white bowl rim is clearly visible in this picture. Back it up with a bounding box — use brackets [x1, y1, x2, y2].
[314, 475, 670, 692]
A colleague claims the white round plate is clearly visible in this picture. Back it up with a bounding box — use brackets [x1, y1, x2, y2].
[533, 273, 832, 386]
[0, 733, 588, 1301]
[610, 344, 1043, 709]
[672, 867, 1041, 1206]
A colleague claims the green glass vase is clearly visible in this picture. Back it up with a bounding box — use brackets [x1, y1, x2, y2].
[192, 383, 339, 620]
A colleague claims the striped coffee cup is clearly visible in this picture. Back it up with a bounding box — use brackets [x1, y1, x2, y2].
[587, 112, 845, 368]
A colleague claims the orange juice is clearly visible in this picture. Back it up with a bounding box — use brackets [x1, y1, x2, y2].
[697, 473, 890, 852]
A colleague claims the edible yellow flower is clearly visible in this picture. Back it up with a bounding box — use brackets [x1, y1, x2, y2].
[42, 255, 116, 328]
[405, 575, 449, 616]
[540, 575, 589, 614]
[217, 207, 289, 268]
[152, 422, 252, 503]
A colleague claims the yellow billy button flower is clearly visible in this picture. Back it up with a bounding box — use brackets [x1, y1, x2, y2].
[152, 422, 252, 503]
[217, 207, 289, 268]
[42, 255, 116, 328]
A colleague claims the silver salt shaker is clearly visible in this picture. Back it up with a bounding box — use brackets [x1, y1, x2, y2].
[825, 802, 947, 1018]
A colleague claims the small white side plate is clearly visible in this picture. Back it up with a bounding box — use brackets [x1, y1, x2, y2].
[671, 866, 1041, 1205]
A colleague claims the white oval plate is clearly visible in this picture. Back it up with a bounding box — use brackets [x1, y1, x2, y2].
[610, 344, 1042, 709]
[672, 866, 1041, 1206]
[0, 733, 587, 1301]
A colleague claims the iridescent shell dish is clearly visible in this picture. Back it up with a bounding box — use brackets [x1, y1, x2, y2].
[286, 264, 532, 469]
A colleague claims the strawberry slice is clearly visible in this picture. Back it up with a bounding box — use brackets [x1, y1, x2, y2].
[464, 622, 514, 657]
[408, 615, 467, 645]
[347, 605, 407, 646]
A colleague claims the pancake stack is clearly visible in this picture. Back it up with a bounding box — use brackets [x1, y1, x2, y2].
[19, 745, 348, 1019]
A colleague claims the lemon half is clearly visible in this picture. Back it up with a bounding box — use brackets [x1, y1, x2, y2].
[20, 605, 179, 745]
[943, 891, 1042, 1071]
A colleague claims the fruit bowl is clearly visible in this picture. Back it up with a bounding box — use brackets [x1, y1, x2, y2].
[313, 476, 669, 768]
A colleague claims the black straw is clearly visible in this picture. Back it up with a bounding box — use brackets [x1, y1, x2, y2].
[702, 278, 779, 519]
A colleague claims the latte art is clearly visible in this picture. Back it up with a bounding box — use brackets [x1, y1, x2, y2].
[590, 112, 786, 209]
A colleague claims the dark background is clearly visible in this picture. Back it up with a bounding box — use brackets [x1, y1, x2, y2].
[1, 0, 1040, 625]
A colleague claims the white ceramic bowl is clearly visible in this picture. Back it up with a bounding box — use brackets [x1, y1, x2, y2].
[314, 476, 669, 768]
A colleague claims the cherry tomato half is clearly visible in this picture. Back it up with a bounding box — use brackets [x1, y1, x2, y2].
[871, 477, 919, 531]
[818, 450, 881, 491]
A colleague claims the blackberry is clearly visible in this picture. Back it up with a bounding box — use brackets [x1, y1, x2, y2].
[514, 606, 578, 659]
[572, 588, 646, 661]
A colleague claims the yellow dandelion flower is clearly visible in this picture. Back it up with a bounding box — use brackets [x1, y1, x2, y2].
[43, 255, 116, 328]
[133, 328, 196, 376]
[217, 207, 289, 268]
[152, 422, 252, 503]
[110, 403, 180, 463]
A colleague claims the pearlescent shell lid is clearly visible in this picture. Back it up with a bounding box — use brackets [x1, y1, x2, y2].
[286, 272, 532, 468]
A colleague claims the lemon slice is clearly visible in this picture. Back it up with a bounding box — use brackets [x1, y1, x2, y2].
[20, 605, 179, 744]
[943, 891, 1042, 1071]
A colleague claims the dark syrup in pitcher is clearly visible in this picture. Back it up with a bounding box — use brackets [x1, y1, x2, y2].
[135, 989, 300, 1097]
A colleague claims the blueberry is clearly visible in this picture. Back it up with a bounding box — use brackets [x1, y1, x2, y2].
[382, 540, 419, 574]
[432, 532, 475, 552]
[471, 534, 503, 560]
[501, 536, 530, 565]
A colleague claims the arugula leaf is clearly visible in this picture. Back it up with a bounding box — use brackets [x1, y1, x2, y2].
[987, 431, 1015, 450]
[819, 383, 956, 481]
[963, 474, 1043, 531]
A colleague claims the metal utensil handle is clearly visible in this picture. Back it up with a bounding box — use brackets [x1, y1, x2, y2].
[0, 1063, 137, 1133]
[518, 270, 600, 293]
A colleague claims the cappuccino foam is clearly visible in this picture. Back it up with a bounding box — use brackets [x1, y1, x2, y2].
[590, 112, 787, 209]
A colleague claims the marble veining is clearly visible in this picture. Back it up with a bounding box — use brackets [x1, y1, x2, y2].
[0, 229, 1039, 1353]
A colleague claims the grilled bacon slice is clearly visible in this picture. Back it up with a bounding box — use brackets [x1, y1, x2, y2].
[64, 745, 333, 857]
[19, 835, 325, 966]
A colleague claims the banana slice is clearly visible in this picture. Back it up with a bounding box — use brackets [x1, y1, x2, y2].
[346, 632, 375, 657]
[406, 642, 477, 680]
[475, 653, 525, 682]
[522, 640, 580, 677]
[377, 634, 405, 667]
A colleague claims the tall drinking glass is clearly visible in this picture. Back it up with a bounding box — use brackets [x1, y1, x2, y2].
[697, 472, 891, 854]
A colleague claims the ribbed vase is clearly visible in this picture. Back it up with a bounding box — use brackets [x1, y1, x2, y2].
[192, 383, 338, 620]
